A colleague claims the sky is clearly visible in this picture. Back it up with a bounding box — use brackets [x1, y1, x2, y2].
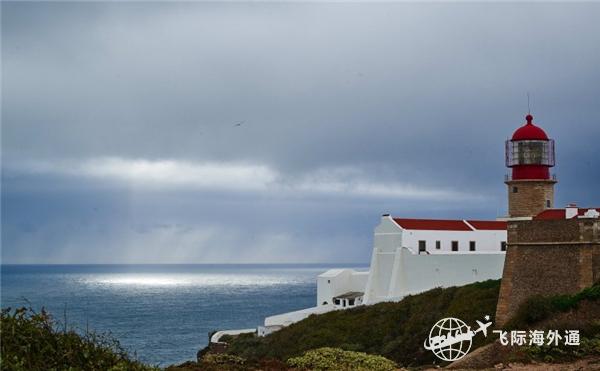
[2, 2, 599, 264]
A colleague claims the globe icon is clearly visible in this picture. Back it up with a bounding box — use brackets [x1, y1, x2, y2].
[427, 317, 472, 361]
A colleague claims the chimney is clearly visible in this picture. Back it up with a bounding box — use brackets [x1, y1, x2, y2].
[565, 203, 578, 219]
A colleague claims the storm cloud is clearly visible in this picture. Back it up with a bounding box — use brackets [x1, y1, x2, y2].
[2, 2, 599, 263]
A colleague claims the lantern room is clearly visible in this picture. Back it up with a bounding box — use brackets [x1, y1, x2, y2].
[505, 114, 555, 180]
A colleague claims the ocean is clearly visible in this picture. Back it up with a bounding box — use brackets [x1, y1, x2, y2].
[0, 264, 367, 366]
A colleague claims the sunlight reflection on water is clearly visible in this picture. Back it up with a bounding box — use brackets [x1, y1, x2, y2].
[2, 264, 367, 365]
[86, 273, 305, 287]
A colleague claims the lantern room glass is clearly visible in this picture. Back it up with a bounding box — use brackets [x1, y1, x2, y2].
[505, 139, 555, 167]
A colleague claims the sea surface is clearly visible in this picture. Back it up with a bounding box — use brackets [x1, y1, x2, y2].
[1, 264, 367, 366]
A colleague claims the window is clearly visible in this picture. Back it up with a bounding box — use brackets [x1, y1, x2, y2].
[322, 301, 328, 305]
[436, 240, 441, 250]
[546, 200, 551, 207]
[512, 186, 518, 193]
[452, 241, 459, 251]
[334, 299, 340, 305]
[348, 299, 355, 306]
[501, 241, 507, 251]
[469, 241, 476, 251]
[418, 240, 426, 253]
[506, 140, 555, 166]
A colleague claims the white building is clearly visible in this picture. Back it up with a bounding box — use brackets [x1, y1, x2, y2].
[212, 215, 507, 341]
[363, 215, 506, 304]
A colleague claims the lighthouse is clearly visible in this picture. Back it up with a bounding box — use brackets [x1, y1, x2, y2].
[496, 114, 599, 327]
[505, 114, 556, 217]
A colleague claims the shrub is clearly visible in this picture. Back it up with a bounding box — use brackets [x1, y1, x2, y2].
[524, 335, 600, 362]
[0, 307, 157, 371]
[287, 347, 397, 371]
[506, 282, 600, 330]
[227, 279, 501, 366]
[225, 280, 599, 368]
[202, 353, 245, 365]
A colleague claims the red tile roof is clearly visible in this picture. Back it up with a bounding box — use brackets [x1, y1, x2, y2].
[534, 208, 600, 220]
[392, 218, 507, 231]
[466, 220, 508, 230]
[534, 209, 565, 220]
[393, 218, 471, 231]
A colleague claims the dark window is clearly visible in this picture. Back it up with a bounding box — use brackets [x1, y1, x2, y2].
[469, 241, 476, 251]
[327, 280, 330, 284]
[501, 241, 507, 251]
[322, 301, 328, 305]
[348, 299, 355, 306]
[334, 299, 340, 305]
[436, 240, 441, 250]
[546, 200, 551, 207]
[512, 186, 518, 193]
[452, 241, 459, 251]
[418, 240, 426, 253]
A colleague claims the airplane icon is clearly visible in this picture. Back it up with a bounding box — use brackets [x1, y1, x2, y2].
[475, 320, 492, 337]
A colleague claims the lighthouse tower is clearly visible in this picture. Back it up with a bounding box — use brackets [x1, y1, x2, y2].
[505, 114, 556, 217]
[496, 114, 599, 327]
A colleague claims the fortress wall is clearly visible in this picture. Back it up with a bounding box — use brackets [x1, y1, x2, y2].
[392, 249, 505, 299]
[495, 218, 600, 327]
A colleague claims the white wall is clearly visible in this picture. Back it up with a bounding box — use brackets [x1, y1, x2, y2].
[388, 247, 505, 299]
[350, 271, 369, 293]
[403, 229, 507, 254]
[211, 328, 256, 343]
[264, 305, 332, 328]
[317, 269, 368, 307]
[363, 215, 507, 303]
[363, 216, 403, 303]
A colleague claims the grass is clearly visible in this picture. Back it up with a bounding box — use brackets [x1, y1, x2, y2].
[286, 347, 397, 371]
[505, 283, 600, 330]
[225, 279, 502, 367]
[505, 283, 600, 363]
[0, 307, 157, 371]
[224, 280, 600, 368]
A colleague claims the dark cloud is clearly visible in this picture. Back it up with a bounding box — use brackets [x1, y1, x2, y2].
[2, 2, 599, 263]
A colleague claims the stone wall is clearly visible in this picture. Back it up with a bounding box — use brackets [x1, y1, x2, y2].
[508, 219, 580, 243]
[495, 218, 600, 327]
[505, 180, 556, 217]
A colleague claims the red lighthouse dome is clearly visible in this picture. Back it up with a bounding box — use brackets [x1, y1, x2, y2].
[511, 114, 549, 141]
[505, 114, 555, 180]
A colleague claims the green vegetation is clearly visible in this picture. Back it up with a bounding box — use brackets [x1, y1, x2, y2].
[4, 281, 598, 370]
[506, 283, 600, 330]
[167, 354, 248, 371]
[202, 353, 246, 366]
[226, 279, 502, 367]
[287, 347, 396, 371]
[1, 307, 157, 371]
[507, 283, 600, 363]
[166, 354, 289, 371]
[225, 280, 600, 368]
[524, 335, 600, 363]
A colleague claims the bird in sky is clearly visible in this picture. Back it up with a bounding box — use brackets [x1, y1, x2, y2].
[233, 121, 245, 127]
